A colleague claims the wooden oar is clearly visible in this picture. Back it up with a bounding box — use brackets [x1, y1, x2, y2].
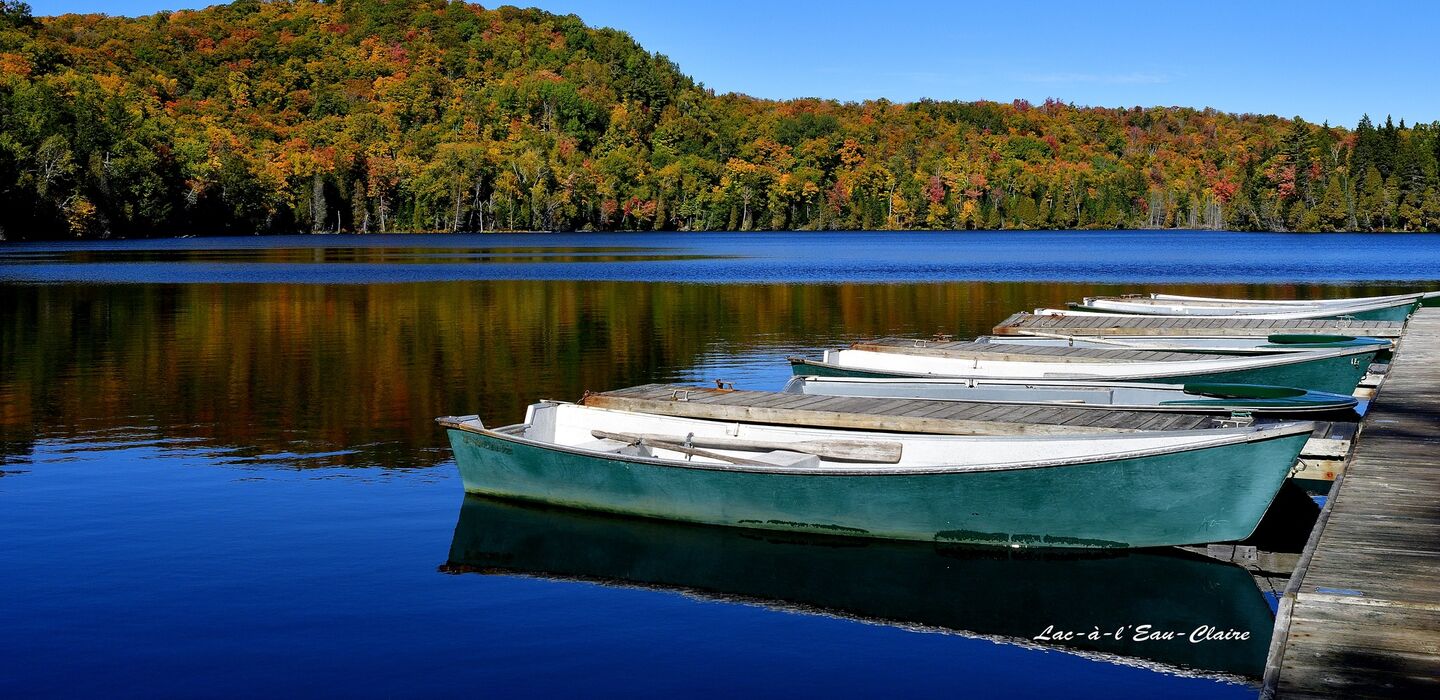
[1011, 331, 1148, 348]
[592, 430, 771, 466]
[591, 430, 902, 464]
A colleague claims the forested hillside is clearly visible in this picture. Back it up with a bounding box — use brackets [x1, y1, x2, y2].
[1, 0, 1438, 239]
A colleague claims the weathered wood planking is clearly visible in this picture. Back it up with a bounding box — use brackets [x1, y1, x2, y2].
[1264, 308, 1440, 698]
[583, 384, 1222, 435]
[590, 385, 1351, 470]
[992, 312, 1406, 338]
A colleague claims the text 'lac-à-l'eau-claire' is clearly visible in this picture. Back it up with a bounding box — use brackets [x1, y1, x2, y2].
[1033, 624, 1252, 644]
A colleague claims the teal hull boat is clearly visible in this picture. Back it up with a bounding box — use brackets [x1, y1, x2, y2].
[781, 375, 1360, 419]
[444, 495, 1275, 679]
[440, 403, 1314, 549]
[976, 333, 1391, 356]
[791, 343, 1379, 396]
[1151, 290, 1440, 309]
[1070, 297, 1420, 322]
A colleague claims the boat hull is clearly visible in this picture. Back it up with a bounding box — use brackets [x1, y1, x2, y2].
[781, 375, 1360, 418]
[446, 426, 1310, 549]
[1151, 292, 1429, 308]
[1329, 303, 1415, 322]
[1072, 300, 1418, 322]
[791, 348, 1376, 395]
[978, 334, 1390, 356]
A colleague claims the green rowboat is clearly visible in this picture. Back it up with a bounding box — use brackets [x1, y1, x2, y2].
[440, 403, 1314, 549]
[790, 341, 1379, 395]
[1068, 297, 1421, 322]
[975, 333, 1391, 356]
[781, 375, 1360, 418]
[1150, 291, 1439, 308]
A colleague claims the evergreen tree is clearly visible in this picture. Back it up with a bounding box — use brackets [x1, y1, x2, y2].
[1379, 115, 1399, 177]
[1316, 176, 1347, 231]
[1283, 118, 1313, 201]
[1433, 129, 1440, 183]
[1314, 121, 1339, 169]
[1294, 200, 1317, 231]
[1394, 132, 1428, 193]
[1424, 187, 1440, 231]
[0, 0, 32, 27]
[1350, 115, 1378, 181]
[1382, 174, 1402, 229]
[1398, 192, 1424, 231]
[1014, 195, 1040, 229]
[1358, 166, 1384, 230]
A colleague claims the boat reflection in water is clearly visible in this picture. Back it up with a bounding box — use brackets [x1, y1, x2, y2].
[440, 495, 1275, 681]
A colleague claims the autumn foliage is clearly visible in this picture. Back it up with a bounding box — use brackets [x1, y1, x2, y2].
[1, 0, 1438, 239]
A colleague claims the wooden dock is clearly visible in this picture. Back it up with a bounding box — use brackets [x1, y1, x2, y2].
[1292, 421, 1360, 484]
[1263, 308, 1440, 698]
[992, 312, 1406, 338]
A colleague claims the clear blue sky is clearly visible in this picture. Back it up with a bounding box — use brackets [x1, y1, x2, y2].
[23, 0, 1439, 127]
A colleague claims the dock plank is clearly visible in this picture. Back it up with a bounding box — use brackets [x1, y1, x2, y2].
[1265, 308, 1440, 698]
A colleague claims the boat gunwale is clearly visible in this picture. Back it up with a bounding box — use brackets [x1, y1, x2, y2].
[841, 338, 1377, 368]
[1025, 308, 1405, 330]
[436, 407, 1316, 477]
[790, 354, 1362, 386]
[1068, 297, 1418, 318]
[780, 374, 1360, 414]
[1087, 295, 1420, 313]
[981, 332, 1392, 351]
[1147, 292, 1428, 307]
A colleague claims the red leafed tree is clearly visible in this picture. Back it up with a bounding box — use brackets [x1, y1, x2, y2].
[1211, 179, 1238, 203]
[1275, 166, 1297, 200]
[925, 175, 945, 204]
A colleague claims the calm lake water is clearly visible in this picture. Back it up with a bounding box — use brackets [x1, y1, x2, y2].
[4, 231, 1439, 698]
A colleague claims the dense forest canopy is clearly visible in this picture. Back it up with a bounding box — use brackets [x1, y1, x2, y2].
[1, 0, 1438, 239]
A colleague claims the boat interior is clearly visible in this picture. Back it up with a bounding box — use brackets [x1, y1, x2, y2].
[782, 376, 1344, 410]
[469, 401, 1305, 472]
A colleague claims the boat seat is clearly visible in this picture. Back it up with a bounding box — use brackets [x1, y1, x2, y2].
[747, 450, 821, 468]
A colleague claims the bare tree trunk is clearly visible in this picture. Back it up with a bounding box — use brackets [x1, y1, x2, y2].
[311, 174, 326, 233]
[453, 182, 463, 232]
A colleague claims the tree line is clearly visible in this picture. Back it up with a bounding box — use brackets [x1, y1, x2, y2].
[1, 0, 1437, 239]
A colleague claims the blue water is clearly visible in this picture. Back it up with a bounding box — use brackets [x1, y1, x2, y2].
[4, 439, 1241, 698]
[6, 231, 1439, 698]
[5, 230, 1440, 284]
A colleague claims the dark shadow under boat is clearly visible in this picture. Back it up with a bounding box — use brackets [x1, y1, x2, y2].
[440, 494, 1275, 681]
